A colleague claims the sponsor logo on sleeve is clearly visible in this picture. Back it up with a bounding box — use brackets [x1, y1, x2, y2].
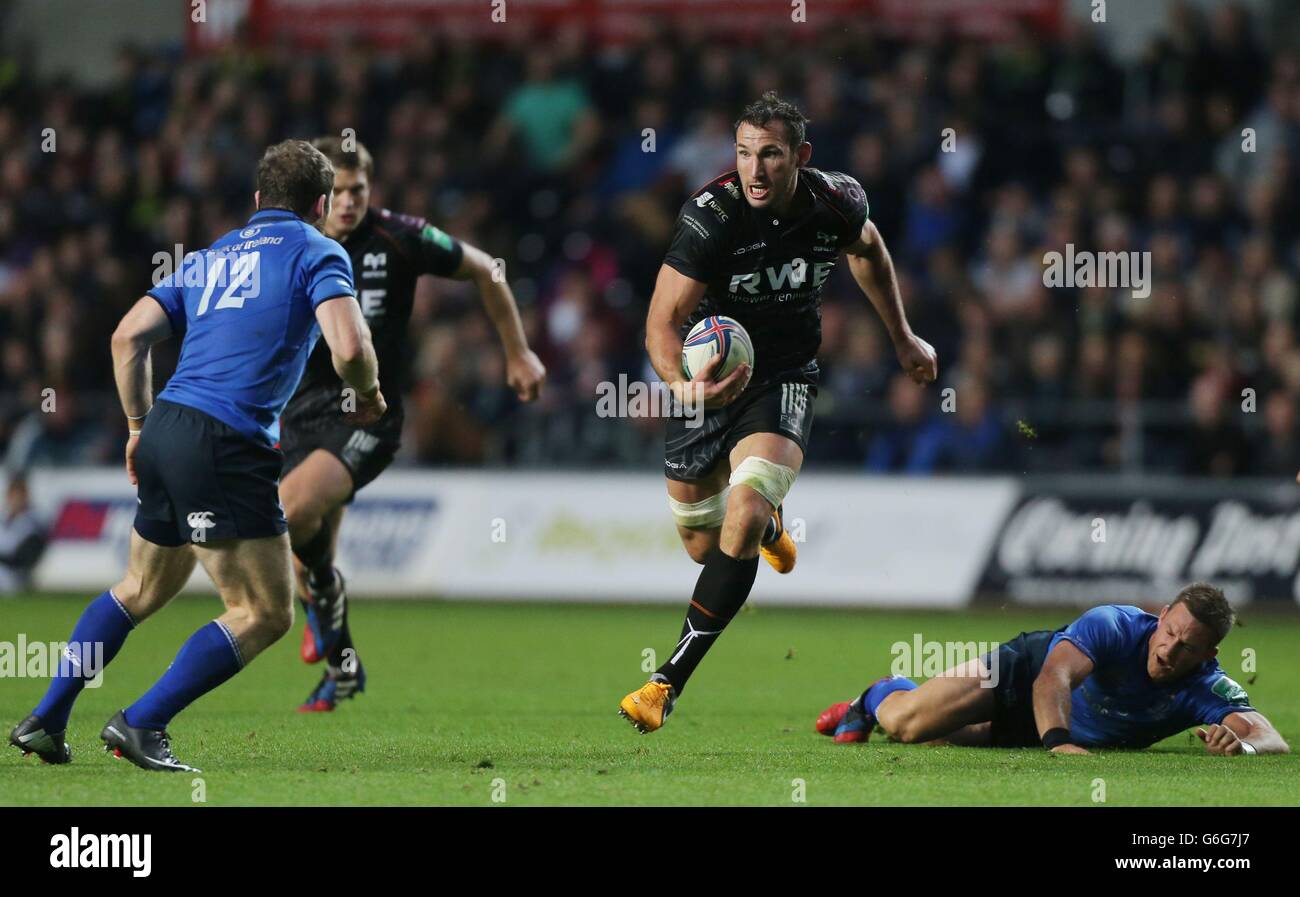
[421, 224, 454, 251]
[1211, 675, 1249, 705]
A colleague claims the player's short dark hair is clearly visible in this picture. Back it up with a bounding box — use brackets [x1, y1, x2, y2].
[1171, 582, 1234, 644]
[734, 91, 809, 149]
[255, 139, 335, 217]
[311, 136, 375, 178]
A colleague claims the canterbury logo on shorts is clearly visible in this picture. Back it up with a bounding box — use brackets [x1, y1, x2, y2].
[780, 383, 810, 435]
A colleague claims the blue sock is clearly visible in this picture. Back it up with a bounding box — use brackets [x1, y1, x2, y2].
[33, 590, 135, 732]
[862, 676, 918, 717]
[125, 621, 243, 731]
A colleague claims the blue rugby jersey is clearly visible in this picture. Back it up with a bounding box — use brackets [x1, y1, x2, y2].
[147, 208, 356, 445]
[1048, 605, 1254, 748]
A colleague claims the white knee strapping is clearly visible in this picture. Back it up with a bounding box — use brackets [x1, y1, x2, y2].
[668, 488, 730, 529]
[728, 456, 796, 509]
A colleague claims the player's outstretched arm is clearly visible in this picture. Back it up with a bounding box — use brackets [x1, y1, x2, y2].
[315, 295, 386, 425]
[645, 264, 748, 410]
[1031, 640, 1095, 754]
[844, 220, 937, 385]
[1199, 712, 1290, 756]
[453, 243, 545, 402]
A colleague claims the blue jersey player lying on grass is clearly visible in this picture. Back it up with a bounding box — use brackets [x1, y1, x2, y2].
[816, 582, 1289, 756]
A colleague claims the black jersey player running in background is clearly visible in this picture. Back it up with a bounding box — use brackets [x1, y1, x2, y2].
[619, 93, 938, 733]
[280, 137, 545, 711]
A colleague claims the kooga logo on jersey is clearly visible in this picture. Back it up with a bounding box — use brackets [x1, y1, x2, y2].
[49, 828, 151, 877]
[729, 261, 835, 296]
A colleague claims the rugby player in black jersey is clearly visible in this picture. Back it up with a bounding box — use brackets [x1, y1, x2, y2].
[280, 137, 545, 711]
[619, 93, 938, 733]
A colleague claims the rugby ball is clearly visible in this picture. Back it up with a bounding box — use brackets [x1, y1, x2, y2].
[681, 315, 754, 381]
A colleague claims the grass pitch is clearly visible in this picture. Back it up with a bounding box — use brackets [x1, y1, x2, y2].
[2, 594, 1296, 806]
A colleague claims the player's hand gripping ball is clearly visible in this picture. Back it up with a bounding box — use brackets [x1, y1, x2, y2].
[681, 315, 755, 382]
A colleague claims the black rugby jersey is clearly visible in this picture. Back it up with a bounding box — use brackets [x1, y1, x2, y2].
[663, 167, 870, 380]
[282, 207, 464, 435]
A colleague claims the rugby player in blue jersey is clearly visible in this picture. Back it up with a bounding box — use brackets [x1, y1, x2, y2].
[816, 583, 1289, 755]
[8, 140, 384, 772]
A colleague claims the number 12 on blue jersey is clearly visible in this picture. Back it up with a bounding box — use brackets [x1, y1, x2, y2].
[196, 251, 261, 316]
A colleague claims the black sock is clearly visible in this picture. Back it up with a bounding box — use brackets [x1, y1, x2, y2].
[656, 548, 759, 695]
[327, 617, 355, 668]
[293, 520, 335, 589]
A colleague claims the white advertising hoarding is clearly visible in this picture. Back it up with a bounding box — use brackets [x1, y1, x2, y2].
[25, 469, 1017, 607]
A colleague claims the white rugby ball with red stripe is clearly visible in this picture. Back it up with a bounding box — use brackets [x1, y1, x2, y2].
[681, 315, 754, 382]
